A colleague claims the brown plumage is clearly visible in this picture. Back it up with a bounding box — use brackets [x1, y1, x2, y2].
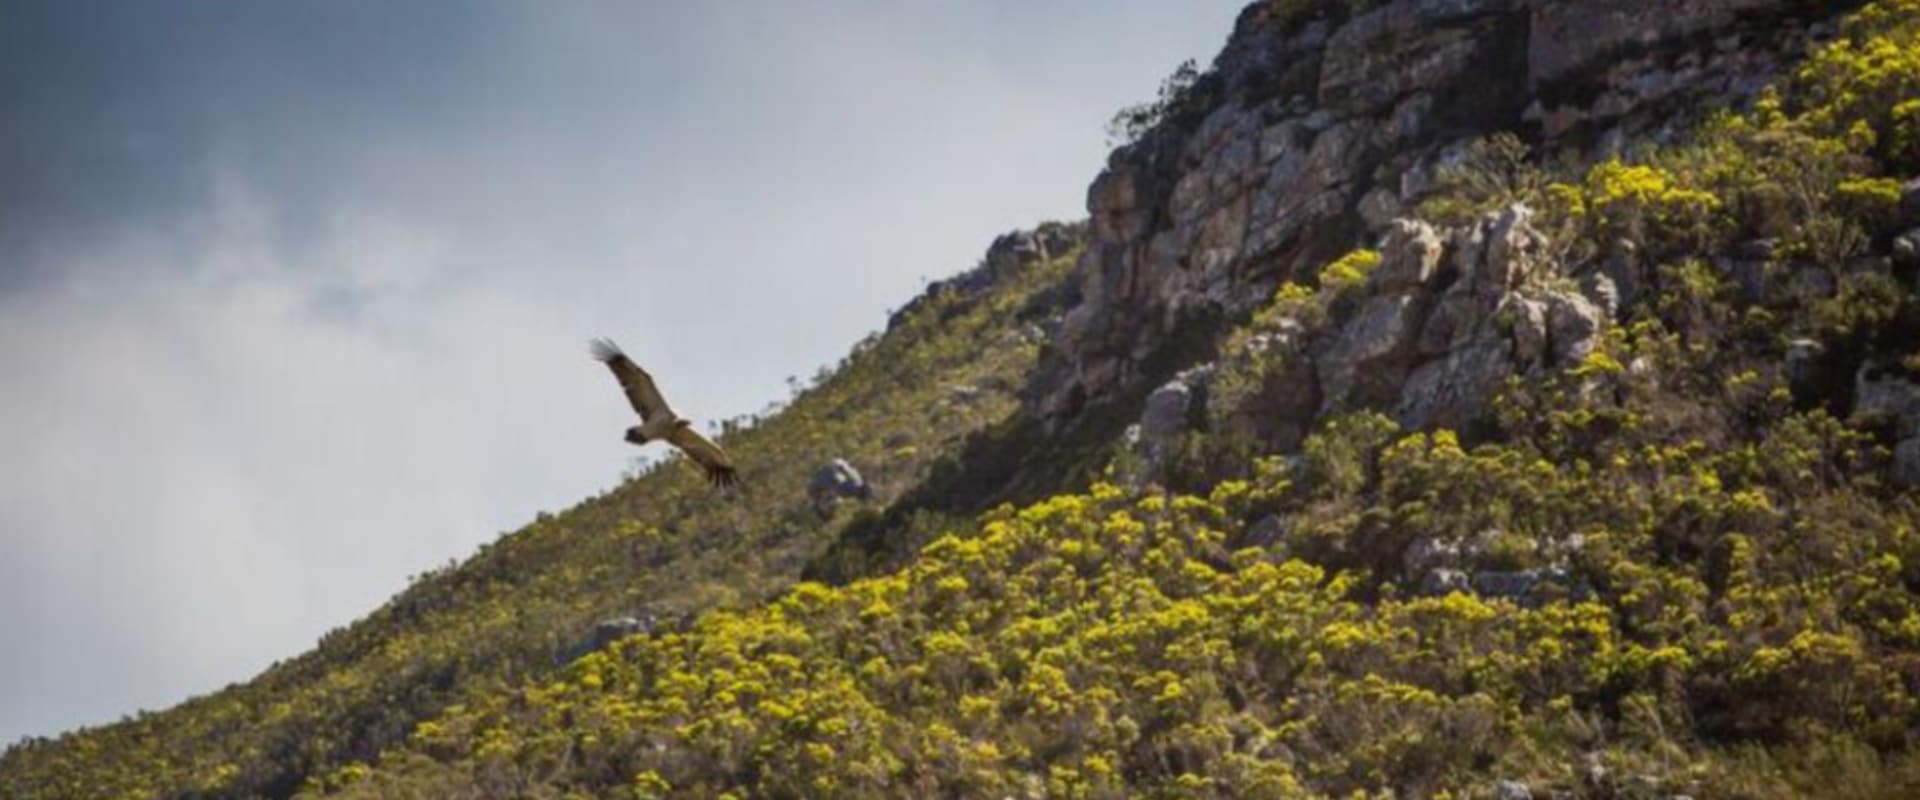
[591, 338, 738, 487]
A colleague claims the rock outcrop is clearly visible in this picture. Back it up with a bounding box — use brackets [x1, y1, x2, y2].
[1493, 778, 1534, 800]
[808, 458, 874, 517]
[890, 221, 1085, 331]
[1032, 0, 1848, 430]
[560, 614, 658, 663]
[1218, 205, 1606, 444]
[1125, 364, 1219, 480]
[1856, 362, 1920, 487]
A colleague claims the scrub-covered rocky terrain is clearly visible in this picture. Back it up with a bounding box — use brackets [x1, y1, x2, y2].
[9, 1, 1920, 797]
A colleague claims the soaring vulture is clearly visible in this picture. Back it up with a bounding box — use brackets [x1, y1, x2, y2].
[590, 338, 739, 487]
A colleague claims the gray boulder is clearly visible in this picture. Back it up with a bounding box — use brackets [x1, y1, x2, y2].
[1140, 380, 1198, 445]
[1855, 363, 1920, 438]
[980, 222, 1084, 280]
[1482, 205, 1546, 292]
[1785, 339, 1826, 403]
[1547, 290, 1604, 365]
[1373, 219, 1446, 292]
[1507, 296, 1550, 366]
[1894, 229, 1920, 271]
[1396, 340, 1514, 432]
[562, 614, 657, 663]
[1494, 779, 1534, 800]
[1142, 366, 1217, 444]
[808, 459, 873, 517]
[982, 230, 1047, 279]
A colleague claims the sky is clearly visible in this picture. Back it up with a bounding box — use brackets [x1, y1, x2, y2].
[0, 1, 1249, 743]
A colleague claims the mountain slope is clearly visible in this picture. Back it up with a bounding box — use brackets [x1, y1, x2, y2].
[0, 226, 1087, 800]
[11, 0, 1920, 797]
[298, 0, 1920, 796]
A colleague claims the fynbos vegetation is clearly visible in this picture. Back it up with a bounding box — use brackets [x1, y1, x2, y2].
[10, 1, 1920, 798]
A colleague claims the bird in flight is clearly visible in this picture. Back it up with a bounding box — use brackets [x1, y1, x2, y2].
[591, 338, 739, 487]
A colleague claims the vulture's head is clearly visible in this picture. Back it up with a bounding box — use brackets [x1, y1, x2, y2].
[624, 426, 648, 445]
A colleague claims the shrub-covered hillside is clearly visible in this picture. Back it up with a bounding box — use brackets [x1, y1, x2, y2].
[11, 0, 1920, 798]
[0, 228, 1086, 799]
[286, 1, 1920, 797]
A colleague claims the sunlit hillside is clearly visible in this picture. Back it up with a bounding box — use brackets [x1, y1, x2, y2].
[0, 226, 1088, 799]
[10, 0, 1920, 798]
[312, 2, 1920, 796]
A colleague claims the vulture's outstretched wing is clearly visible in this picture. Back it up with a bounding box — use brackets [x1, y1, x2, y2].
[590, 339, 674, 423]
[665, 425, 739, 488]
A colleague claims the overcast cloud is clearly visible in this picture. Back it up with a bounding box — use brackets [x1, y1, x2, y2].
[0, 1, 1247, 742]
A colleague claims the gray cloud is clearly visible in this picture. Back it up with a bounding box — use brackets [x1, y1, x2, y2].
[0, 1, 1246, 742]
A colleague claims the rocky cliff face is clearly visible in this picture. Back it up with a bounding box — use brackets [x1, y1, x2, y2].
[1032, 0, 1850, 429]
